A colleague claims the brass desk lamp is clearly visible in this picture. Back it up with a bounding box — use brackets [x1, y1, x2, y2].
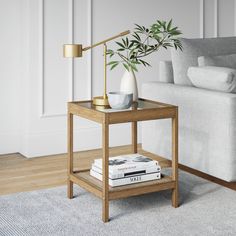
[63, 30, 130, 107]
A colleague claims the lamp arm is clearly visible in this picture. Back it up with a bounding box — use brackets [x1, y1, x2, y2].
[83, 30, 130, 51]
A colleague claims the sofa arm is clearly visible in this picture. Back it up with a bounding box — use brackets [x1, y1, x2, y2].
[141, 82, 236, 181]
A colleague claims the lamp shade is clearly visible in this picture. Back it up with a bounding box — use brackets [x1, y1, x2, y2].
[63, 44, 83, 57]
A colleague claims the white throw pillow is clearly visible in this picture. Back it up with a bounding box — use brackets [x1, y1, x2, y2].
[187, 66, 236, 93]
[198, 54, 236, 69]
[171, 37, 236, 86]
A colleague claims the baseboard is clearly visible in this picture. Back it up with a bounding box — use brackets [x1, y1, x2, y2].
[20, 123, 141, 158]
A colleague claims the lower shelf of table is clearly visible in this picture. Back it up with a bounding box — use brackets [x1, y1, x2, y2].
[69, 171, 175, 200]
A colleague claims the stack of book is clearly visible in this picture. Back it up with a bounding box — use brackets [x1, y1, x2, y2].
[90, 153, 161, 187]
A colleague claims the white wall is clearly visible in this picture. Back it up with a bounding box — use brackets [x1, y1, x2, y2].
[1, 0, 236, 157]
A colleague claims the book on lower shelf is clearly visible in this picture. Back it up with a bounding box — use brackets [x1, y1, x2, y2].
[91, 163, 161, 180]
[90, 153, 161, 187]
[90, 169, 161, 187]
[94, 153, 159, 171]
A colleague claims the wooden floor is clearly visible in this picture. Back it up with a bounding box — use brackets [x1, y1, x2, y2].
[0, 145, 235, 196]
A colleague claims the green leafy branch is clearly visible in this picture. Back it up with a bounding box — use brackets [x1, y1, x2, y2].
[107, 19, 182, 72]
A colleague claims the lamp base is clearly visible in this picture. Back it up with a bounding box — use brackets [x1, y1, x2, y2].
[92, 96, 110, 107]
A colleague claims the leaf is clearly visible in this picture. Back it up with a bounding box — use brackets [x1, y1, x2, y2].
[170, 27, 178, 32]
[162, 21, 167, 31]
[106, 49, 114, 58]
[139, 59, 151, 67]
[123, 63, 130, 71]
[134, 24, 143, 31]
[157, 20, 162, 26]
[170, 30, 182, 36]
[163, 42, 173, 47]
[167, 19, 172, 31]
[107, 61, 119, 65]
[122, 38, 126, 46]
[129, 47, 137, 55]
[126, 37, 129, 47]
[133, 32, 141, 41]
[117, 48, 125, 51]
[116, 41, 125, 48]
[176, 43, 183, 51]
[132, 65, 138, 72]
[130, 39, 140, 45]
[131, 60, 140, 64]
[110, 63, 119, 70]
[128, 41, 134, 49]
[129, 62, 138, 72]
[106, 49, 113, 54]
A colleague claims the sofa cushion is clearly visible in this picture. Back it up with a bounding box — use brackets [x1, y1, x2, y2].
[171, 37, 236, 86]
[198, 54, 236, 69]
[187, 66, 236, 93]
[159, 60, 174, 83]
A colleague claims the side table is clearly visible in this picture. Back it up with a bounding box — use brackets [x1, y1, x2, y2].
[67, 98, 178, 222]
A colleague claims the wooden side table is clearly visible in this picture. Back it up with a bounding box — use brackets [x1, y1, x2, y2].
[67, 98, 178, 222]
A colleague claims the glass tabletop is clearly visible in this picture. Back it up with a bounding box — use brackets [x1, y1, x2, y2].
[73, 99, 173, 113]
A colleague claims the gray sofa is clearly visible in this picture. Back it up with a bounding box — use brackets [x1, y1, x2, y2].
[142, 37, 236, 182]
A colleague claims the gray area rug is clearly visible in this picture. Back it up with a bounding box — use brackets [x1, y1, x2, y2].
[0, 170, 236, 236]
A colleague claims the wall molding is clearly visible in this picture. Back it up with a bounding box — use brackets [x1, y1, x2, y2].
[235, 0, 236, 36]
[200, 0, 205, 38]
[39, 0, 44, 116]
[214, 0, 219, 37]
[40, 0, 92, 118]
[68, 0, 75, 102]
[87, 0, 92, 99]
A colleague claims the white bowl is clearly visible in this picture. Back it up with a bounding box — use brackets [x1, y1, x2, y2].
[108, 92, 133, 109]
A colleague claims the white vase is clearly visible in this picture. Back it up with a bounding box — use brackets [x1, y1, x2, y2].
[120, 69, 138, 101]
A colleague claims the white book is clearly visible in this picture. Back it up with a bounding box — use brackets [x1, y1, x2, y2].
[91, 163, 161, 180]
[94, 153, 158, 173]
[90, 169, 161, 187]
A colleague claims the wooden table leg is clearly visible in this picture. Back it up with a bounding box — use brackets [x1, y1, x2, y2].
[171, 108, 179, 207]
[102, 120, 109, 222]
[67, 112, 74, 199]
[132, 121, 137, 153]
